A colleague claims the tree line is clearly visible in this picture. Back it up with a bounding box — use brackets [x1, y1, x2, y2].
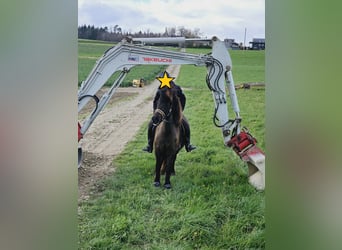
[78, 25, 202, 42]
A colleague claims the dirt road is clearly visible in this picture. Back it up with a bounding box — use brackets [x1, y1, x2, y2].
[78, 65, 180, 202]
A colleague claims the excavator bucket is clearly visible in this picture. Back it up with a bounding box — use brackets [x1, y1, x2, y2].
[242, 146, 265, 190]
[227, 129, 265, 190]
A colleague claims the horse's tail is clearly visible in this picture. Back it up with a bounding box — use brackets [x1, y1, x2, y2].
[160, 160, 166, 175]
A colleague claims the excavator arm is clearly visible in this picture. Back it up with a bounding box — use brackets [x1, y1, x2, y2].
[78, 36, 265, 190]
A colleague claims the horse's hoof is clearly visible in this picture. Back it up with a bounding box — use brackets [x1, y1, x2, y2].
[154, 182, 161, 187]
[164, 183, 172, 189]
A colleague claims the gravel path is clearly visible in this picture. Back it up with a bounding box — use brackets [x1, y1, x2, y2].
[78, 65, 181, 202]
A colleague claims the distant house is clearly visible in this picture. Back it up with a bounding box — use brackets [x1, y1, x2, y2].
[249, 38, 265, 50]
[224, 39, 241, 50]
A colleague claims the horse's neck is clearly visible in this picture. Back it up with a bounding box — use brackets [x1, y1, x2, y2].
[156, 118, 177, 138]
[166, 112, 182, 128]
[162, 118, 174, 132]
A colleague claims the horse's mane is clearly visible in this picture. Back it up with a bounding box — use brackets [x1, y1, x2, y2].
[171, 89, 183, 126]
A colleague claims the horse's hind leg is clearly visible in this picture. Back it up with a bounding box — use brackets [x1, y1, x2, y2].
[170, 154, 178, 176]
[164, 155, 176, 189]
[154, 155, 163, 187]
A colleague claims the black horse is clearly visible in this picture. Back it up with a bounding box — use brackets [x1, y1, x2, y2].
[152, 86, 185, 189]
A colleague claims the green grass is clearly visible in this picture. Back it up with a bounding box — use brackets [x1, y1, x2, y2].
[183, 48, 265, 84]
[78, 42, 265, 249]
[230, 50, 265, 83]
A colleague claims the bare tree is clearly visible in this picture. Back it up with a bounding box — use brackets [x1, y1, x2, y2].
[113, 24, 118, 33]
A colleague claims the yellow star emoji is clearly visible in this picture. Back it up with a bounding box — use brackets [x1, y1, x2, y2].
[156, 71, 175, 89]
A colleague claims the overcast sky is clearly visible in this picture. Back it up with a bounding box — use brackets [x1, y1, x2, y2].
[78, 0, 264, 44]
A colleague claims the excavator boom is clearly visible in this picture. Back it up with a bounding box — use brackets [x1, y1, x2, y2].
[78, 36, 265, 190]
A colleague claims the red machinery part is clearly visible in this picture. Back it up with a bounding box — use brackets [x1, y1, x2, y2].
[78, 122, 83, 142]
[227, 130, 265, 190]
[226, 130, 258, 157]
[78, 122, 83, 168]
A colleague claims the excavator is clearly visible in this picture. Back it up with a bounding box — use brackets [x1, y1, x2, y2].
[78, 36, 265, 190]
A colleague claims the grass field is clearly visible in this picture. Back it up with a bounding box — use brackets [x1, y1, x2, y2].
[78, 41, 265, 249]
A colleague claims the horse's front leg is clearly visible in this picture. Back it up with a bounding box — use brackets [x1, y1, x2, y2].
[154, 155, 163, 187]
[164, 155, 176, 189]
